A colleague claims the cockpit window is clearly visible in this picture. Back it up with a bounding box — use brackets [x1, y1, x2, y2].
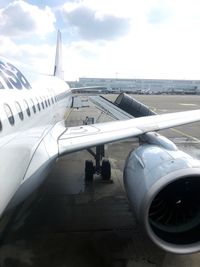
[4, 103, 15, 125]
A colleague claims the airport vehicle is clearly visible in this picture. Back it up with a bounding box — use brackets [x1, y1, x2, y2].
[1, 31, 200, 254]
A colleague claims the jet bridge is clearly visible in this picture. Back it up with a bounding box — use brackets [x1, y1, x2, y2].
[89, 95, 133, 120]
[115, 93, 156, 117]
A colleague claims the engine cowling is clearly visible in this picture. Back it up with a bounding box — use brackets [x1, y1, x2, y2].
[124, 132, 200, 254]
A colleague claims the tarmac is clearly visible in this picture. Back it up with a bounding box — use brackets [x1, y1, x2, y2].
[0, 94, 200, 267]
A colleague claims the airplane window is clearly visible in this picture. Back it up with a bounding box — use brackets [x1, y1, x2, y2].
[30, 99, 36, 114]
[35, 98, 41, 111]
[44, 97, 48, 107]
[40, 97, 45, 109]
[48, 98, 51, 106]
[0, 120, 2, 131]
[15, 101, 24, 120]
[23, 100, 31, 117]
[4, 104, 15, 125]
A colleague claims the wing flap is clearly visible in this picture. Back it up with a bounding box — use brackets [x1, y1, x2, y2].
[58, 109, 200, 156]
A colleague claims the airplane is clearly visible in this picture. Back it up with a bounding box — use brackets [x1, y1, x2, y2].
[1, 31, 200, 254]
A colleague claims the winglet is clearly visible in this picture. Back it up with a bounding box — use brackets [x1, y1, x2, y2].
[54, 30, 64, 79]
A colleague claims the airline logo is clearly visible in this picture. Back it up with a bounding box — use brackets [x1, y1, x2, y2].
[0, 60, 32, 90]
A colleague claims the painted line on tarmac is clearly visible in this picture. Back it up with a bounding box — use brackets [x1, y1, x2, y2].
[180, 103, 196, 106]
[151, 105, 200, 143]
[179, 103, 199, 107]
[171, 128, 200, 144]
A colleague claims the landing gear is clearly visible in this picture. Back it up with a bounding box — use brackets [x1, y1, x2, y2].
[85, 160, 94, 181]
[84, 145, 112, 182]
[83, 116, 112, 182]
[101, 159, 111, 180]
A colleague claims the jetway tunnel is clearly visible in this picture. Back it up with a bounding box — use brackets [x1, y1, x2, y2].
[114, 93, 156, 117]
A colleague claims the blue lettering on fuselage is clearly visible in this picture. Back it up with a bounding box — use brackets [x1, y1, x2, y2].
[0, 60, 32, 90]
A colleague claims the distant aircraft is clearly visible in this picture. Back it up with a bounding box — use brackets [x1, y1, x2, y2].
[1, 31, 200, 254]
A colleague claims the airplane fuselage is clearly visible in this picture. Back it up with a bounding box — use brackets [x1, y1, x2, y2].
[0, 57, 72, 216]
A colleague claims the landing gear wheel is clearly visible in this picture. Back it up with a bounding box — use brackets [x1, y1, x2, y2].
[101, 159, 111, 180]
[85, 160, 94, 181]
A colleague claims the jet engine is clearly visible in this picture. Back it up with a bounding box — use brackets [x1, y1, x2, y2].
[124, 132, 200, 254]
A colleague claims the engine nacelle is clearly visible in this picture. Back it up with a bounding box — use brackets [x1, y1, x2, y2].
[124, 132, 200, 254]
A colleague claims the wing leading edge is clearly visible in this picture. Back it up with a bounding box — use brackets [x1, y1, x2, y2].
[58, 109, 200, 156]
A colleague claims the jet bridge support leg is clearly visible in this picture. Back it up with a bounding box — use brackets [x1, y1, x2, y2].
[85, 145, 111, 181]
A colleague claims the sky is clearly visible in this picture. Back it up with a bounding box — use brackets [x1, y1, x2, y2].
[1, 0, 200, 80]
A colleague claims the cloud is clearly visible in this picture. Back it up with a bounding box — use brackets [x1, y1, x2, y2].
[0, 0, 56, 37]
[0, 0, 12, 8]
[148, 6, 171, 24]
[1, 0, 200, 81]
[28, 0, 73, 8]
[62, 5, 130, 41]
[148, 0, 200, 25]
[0, 35, 55, 74]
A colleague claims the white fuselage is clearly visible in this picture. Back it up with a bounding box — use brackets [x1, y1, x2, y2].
[0, 57, 72, 216]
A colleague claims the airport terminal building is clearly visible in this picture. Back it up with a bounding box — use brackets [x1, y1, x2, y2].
[69, 77, 200, 94]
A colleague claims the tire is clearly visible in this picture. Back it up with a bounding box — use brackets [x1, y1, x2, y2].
[101, 159, 111, 180]
[85, 160, 94, 181]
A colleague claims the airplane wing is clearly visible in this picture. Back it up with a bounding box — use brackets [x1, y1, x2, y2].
[58, 109, 200, 156]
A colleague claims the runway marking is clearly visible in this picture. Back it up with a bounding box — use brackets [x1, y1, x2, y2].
[150, 104, 200, 144]
[179, 103, 198, 106]
[171, 128, 200, 144]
